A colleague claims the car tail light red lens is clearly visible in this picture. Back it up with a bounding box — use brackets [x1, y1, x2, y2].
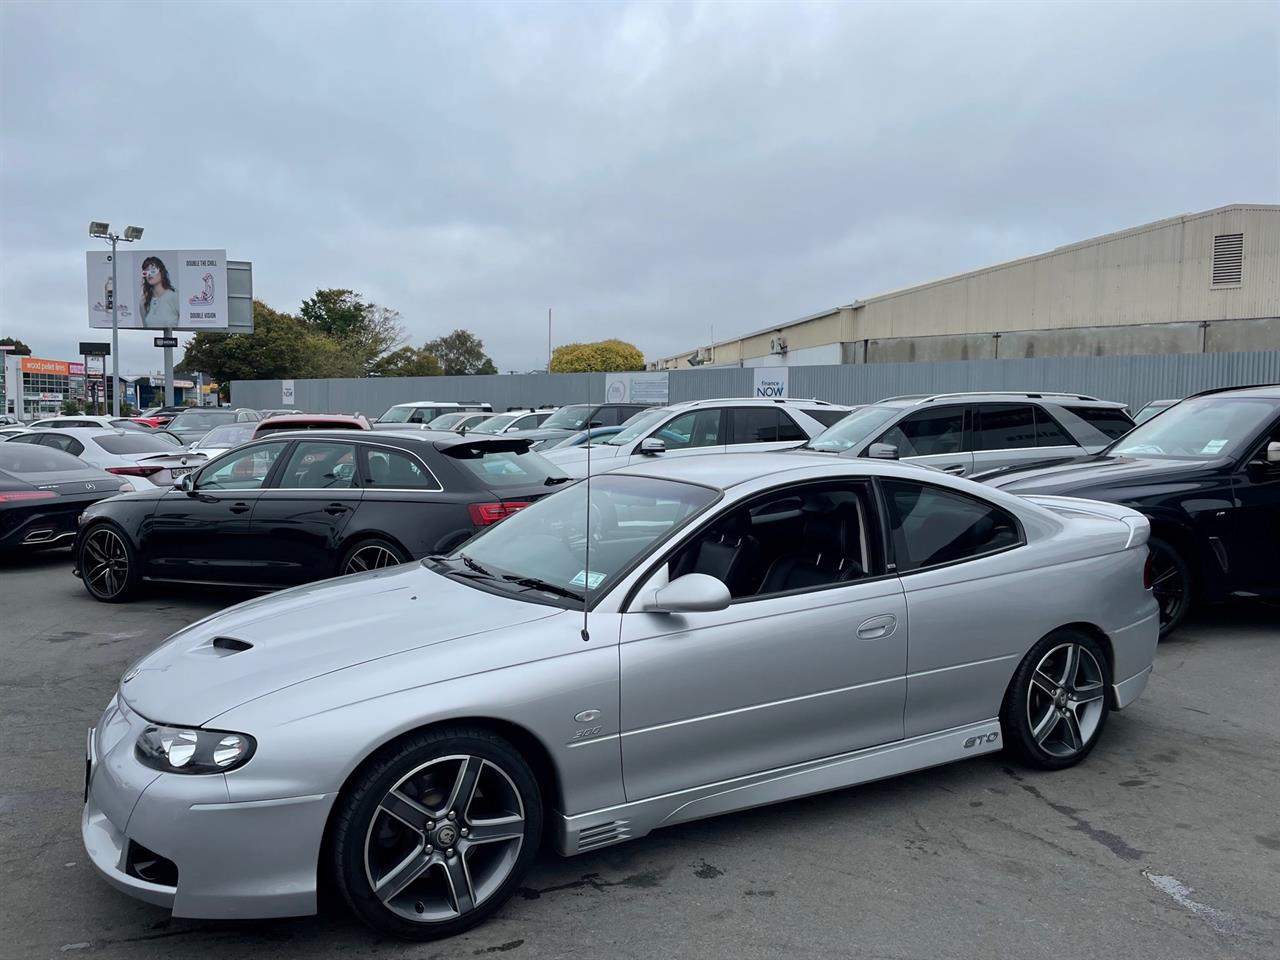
[1143, 549, 1154, 590]
[0, 490, 57, 502]
[106, 465, 164, 478]
[468, 501, 531, 526]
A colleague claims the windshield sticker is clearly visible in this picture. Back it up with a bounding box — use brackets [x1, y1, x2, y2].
[1200, 439, 1229, 454]
[570, 570, 607, 589]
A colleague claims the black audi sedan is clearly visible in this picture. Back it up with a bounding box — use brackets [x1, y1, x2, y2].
[979, 384, 1280, 636]
[0, 444, 128, 553]
[72, 430, 570, 601]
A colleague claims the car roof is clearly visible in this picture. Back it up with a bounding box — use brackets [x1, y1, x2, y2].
[608, 449, 948, 490]
[248, 428, 531, 451]
[1188, 383, 1280, 400]
[662, 397, 850, 410]
[256, 415, 366, 426]
[872, 391, 1126, 408]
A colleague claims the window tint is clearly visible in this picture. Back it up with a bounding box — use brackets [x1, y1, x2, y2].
[878, 408, 964, 457]
[882, 481, 1021, 572]
[659, 409, 723, 449]
[197, 442, 287, 491]
[800, 408, 851, 428]
[777, 412, 807, 442]
[95, 433, 180, 455]
[278, 441, 358, 489]
[363, 447, 439, 489]
[39, 434, 84, 456]
[1064, 406, 1135, 440]
[1034, 408, 1071, 446]
[730, 408, 783, 444]
[976, 404, 1037, 451]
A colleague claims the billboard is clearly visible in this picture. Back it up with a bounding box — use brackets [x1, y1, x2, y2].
[87, 249, 229, 330]
[752, 367, 789, 398]
[21, 357, 71, 376]
[605, 372, 669, 404]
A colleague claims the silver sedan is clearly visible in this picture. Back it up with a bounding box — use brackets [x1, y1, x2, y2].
[82, 453, 1158, 940]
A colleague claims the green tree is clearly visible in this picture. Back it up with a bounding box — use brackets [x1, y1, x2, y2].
[424, 329, 498, 376]
[61, 398, 83, 415]
[0, 336, 33, 356]
[299, 288, 405, 372]
[371, 346, 443, 378]
[549, 338, 645, 373]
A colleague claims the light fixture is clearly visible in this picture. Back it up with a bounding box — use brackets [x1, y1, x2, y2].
[123, 225, 144, 241]
[89, 221, 111, 238]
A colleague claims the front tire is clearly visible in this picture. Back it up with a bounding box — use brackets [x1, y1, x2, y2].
[1001, 629, 1111, 770]
[78, 523, 141, 602]
[331, 727, 542, 941]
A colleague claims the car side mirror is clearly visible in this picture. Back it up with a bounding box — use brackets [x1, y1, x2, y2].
[645, 573, 731, 614]
[176, 473, 195, 493]
[1248, 440, 1280, 475]
[868, 442, 899, 460]
[589, 420, 604, 428]
[640, 438, 666, 456]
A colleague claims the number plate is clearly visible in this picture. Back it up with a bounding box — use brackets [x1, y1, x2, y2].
[170, 467, 193, 478]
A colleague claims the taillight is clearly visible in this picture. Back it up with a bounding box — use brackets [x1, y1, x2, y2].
[0, 490, 57, 502]
[1143, 549, 1154, 590]
[468, 501, 531, 526]
[106, 465, 164, 478]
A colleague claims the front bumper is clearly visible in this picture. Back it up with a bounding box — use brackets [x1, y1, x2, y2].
[81, 696, 335, 919]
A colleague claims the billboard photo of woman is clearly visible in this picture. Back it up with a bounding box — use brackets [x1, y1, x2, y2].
[140, 256, 180, 328]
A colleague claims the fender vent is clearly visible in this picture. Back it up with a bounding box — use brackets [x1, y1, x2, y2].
[576, 820, 631, 852]
[212, 636, 253, 653]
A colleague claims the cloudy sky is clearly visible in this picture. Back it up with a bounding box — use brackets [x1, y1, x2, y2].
[1, 0, 1277, 375]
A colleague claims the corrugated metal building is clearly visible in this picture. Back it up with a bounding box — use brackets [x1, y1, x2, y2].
[652, 204, 1280, 369]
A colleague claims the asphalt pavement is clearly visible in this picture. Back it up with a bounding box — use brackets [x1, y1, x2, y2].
[1, 547, 1277, 960]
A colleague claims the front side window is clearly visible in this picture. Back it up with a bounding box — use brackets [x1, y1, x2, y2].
[975, 404, 1036, 451]
[362, 447, 439, 489]
[540, 405, 593, 431]
[197, 442, 287, 491]
[278, 441, 358, 489]
[659, 409, 723, 450]
[604, 408, 670, 446]
[878, 408, 965, 458]
[1108, 397, 1279, 459]
[446, 474, 718, 605]
[882, 480, 1021, 572]
[806, 405, 902, 453]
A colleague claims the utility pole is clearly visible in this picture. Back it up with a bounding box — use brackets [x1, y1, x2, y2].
[547, 307, 552, 373]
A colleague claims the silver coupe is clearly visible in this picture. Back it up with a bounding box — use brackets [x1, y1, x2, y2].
[83, 452, 1159, 939]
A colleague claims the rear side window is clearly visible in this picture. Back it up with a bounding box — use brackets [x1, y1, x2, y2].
[1034, 408, 1071, 446]
[882, 480, 1022, 572]
[730, 408, 784, 444]
[975, 404, 1037, 450]
[1064, 406, 1135, 440]
[95, 434, 181, 455]
[443, 442, 567, 488]
[877, 408, 964, 457]
[800, 408, 851, 428]
[362, 447, 440, 490]
[40, 434, 85, 456]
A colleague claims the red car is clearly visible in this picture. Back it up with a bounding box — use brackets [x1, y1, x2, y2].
[251, 414, 371, 438]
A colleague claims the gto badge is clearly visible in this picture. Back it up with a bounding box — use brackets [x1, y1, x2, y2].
[963, 732, 1000, 748]
[574, 709, 602, 723]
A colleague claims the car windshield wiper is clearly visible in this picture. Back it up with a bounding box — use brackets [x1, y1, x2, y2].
[500, 574, 584, 601]
[544, 476, 572, 485]
[460, 553, 495, 578]
[425, 553, 497, 580]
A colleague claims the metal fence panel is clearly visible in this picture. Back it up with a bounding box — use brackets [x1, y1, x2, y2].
[233, 351, 1280, 416]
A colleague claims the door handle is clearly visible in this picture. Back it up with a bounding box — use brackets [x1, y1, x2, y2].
[325, 504, 351, 515]
[942, 464, 966, 475]
[856, 614, 897, 640]
[229, 503, 251, 514]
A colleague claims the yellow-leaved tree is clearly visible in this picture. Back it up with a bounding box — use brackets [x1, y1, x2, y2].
[549, 339, 645, 373]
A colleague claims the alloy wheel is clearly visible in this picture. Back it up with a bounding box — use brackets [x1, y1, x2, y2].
[363, 755, 525, 924]
[82, 527, 130, 599]
[1025, 642, 1106, 758]
[1148, 541, 1187, 631]
[345, 544, 402, 574]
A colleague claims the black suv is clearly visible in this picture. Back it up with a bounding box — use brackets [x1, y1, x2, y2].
[979, 385, 1280, 636]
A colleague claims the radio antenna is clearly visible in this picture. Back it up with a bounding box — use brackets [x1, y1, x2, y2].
[581, 375, 592, 642]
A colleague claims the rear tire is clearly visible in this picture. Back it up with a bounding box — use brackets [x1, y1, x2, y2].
[1147, 536, 1191, 639]
[1001, 628, 1111, 770]
[78, 522, 141, 603]
[339, 537, 408, 576]
[331, 726, 542, 941]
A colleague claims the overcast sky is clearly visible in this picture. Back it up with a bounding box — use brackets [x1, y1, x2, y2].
[1, 0, 1277, 375]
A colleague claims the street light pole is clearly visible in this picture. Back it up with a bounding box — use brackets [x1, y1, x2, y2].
[110, 235, 120, 416]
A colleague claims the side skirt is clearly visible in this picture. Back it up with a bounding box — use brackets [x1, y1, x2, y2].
[555, 718, 1002, 855]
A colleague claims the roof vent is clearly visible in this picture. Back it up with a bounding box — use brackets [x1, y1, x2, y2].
[1211, 233, 1243, 286]
[212, 636, 253, 653]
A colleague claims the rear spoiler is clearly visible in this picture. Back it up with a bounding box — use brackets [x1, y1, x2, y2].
[1022, 495, 1150, 549]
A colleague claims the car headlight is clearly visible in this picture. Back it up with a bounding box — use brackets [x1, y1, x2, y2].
[135, 725, 256, 774]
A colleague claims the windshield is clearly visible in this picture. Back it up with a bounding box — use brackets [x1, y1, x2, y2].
[439, 474, 718, 606]
[470, 414, 518, 434]
[540, 405, 593, 430]
[805, 405, 901, 453]
[443, 441, 567, 487]
[192, 423, 256, 449]
[377, 404, 421, 423]
[427, 413, 466, 429]
[604, 408, 670, 445]
[0, 444, 89, 474]
[169, 410, 236, 431]
[1108, 397, 1278, 459]
[94, 433, 182, 455]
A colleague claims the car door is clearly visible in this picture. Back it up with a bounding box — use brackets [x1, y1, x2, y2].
[617, 479, 907, 800]
[878, 478, 1028, 738]
[725, 407, 810, 454]
[871, 405, 972, 476]
[141, 440, 289, 583]
[971, 403, 1041, 472]
[250, 439, 364, 585]
[628, 407, 726, 468]
[1229, 416, 1280, 595]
